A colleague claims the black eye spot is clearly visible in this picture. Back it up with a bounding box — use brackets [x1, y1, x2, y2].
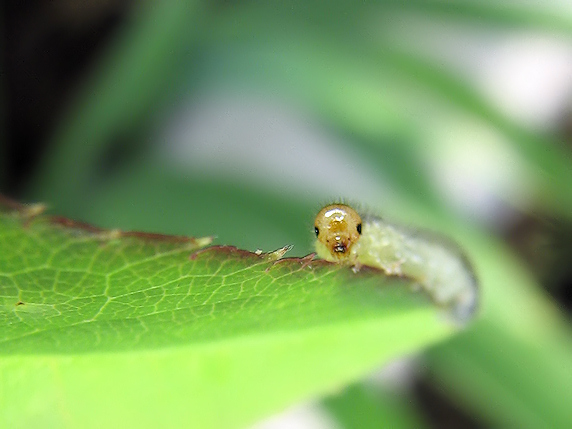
[357, 223, 362, 234]
[314, 227, 319, 237]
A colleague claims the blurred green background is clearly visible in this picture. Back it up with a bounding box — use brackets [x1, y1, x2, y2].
[2, 1, 572, 428]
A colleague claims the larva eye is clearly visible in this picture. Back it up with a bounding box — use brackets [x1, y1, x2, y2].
[314, 226, 319, 237]
[357, 223, 362, 234]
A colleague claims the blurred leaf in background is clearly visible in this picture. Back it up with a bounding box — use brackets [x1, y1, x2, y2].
[2, 0, 572, 428]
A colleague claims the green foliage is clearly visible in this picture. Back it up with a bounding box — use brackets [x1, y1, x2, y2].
[324, 383, 427, 429]
[3, 0, 572, 428]
[0, 201, 453, 428]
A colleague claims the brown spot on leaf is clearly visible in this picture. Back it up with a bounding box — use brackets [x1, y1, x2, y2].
[0, 194, 26, 212]
[190, 245, 262, 261]
[50, 216, 105, 233]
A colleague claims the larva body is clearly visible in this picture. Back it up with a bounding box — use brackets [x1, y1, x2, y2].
[314, 204, 478, 322]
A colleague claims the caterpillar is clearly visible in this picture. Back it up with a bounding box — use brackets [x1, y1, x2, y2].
[314, 204, 478, 323]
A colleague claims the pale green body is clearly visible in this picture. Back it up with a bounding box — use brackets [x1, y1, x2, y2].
[356, 216, 477, 322]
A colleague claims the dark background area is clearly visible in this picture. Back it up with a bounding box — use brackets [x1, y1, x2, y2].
[3, 1, 131, 194]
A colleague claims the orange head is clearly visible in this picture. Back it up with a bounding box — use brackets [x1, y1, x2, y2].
[314, 204, 362, 260]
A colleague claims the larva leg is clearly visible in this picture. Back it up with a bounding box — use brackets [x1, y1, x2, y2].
[380, 257, 406, 276]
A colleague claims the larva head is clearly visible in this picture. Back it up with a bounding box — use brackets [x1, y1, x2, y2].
[314, 204, 362, 261]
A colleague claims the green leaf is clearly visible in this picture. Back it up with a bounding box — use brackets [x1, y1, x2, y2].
[0, 198, 456, 429]
[400, 0, 572, 34]
[323, 383, 428, 429]
[427, 320, 572, 429]
[376, 47, 572, 217]
[424, 229, 572, 429]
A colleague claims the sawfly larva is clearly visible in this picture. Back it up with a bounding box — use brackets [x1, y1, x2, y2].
[314, 203, 478, 322]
